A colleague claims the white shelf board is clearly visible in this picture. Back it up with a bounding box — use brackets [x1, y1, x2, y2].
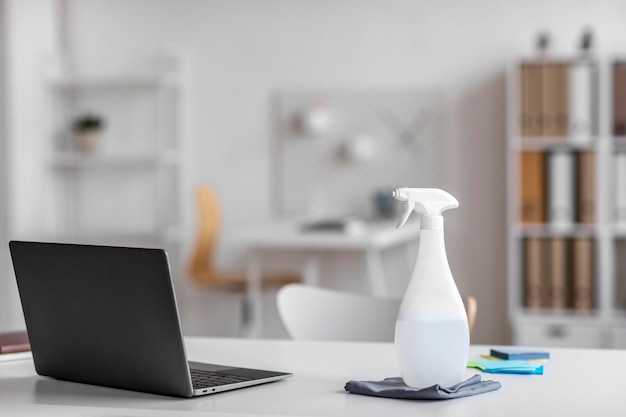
[511, 309, 602, 325]
[48, 75, 167, 90]
[49, 151, 182, 169]
[511, 136, 601, 151]
[512, 223, 597, 238]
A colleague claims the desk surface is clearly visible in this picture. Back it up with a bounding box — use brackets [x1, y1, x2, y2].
[228, 219, 420, 250]
[1, 337, 625, 416]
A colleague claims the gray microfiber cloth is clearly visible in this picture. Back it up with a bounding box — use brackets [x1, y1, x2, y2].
[344, 374, 501, 400]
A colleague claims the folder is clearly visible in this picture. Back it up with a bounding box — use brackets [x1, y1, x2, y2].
[571, 238, 594, 311]
[520, 63, 543, 137]
[520, 151, 546, 223]
[523, 237, 546, 309]
[577, 151, 596, 224]
[615, 152, 626, 226]
[557, 63, 570, 137]
[616, 239, 626, 309]
[613, 62, 626, 136]
[542, 63, 569, 138]
[547, 150, 575, 228]
[548, 237, 569, 310]
[569, 61, 594, 144]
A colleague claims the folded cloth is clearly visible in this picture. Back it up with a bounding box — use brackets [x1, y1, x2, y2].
[344, 374, 501, 400]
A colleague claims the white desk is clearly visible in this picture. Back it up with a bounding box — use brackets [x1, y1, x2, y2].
[229, 220, 420, 336]
[1, 337, 626, 416]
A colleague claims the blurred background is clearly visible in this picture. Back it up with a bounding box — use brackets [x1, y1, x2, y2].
[2, 0, 626, 347]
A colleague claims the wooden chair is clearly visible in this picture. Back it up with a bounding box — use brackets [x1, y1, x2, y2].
[276, 283, 477, 342]
[188, 184, 300, 294]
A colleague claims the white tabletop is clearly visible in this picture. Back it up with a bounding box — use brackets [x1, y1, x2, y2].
[1, 337, 625, 416]
[228, 218, 420, 250]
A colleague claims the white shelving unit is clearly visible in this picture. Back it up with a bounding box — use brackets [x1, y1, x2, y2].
[506, 54, 614, 348]
[40, 49, 186, 271]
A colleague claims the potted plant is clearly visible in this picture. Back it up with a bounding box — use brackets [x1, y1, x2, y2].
[72, 113, 105, 153]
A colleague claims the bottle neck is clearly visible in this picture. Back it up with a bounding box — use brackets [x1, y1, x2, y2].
[420, 214, 444, 230]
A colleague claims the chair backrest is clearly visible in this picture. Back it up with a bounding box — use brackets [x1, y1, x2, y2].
[277, 284, 400, 342]
[277, 284, 477, 342]
[188, 185, 221, 285]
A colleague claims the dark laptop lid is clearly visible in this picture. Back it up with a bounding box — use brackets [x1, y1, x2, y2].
[9, 241, 194, 397]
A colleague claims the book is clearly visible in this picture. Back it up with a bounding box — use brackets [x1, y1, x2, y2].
[520, 151, 546, 223]
[489, 348, 550, 361]
[577, 150, 596, 224]
[569, 61, 594, 144]
[613, 62, 626, 136]
[523, 237, 546, 309]
[548, 237, 569, 310]
[547, 150, 575, 228]
[572, 237, 594, 311]
[0, 330, 30, 354]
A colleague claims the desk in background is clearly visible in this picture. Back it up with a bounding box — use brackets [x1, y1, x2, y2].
[229, 219, 420, 337]
[1, 337, 626, 416]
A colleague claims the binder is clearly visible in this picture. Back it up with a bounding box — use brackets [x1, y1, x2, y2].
[523, 237, 546, 309]
[614, 62, 626, 136]
[541, 63, 569, 138]
[547, 150, 575, 227]
[520, 151, 546, 223]
[577, 151, 596, 224]
[520, 63, 543, 137]
[569, 61, 593, 144]
[616, 239, 626, 309]
[615, 152, 626, 226]
[572, 238, 594, 311]
[548, 237, 569, 310]
[557, 63, 570, 137]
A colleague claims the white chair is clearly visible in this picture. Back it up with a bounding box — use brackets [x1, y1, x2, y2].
[277, 284, 477, 342]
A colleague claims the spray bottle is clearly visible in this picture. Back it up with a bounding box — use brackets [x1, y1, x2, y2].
[392, 187, 469, 388]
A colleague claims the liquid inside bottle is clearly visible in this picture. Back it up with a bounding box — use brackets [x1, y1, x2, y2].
[394, 313, 469, 388]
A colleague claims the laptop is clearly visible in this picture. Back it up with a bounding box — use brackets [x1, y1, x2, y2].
[9, 241, 292, 398]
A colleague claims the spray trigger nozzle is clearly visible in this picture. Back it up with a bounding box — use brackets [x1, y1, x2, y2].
[392, 187, 459, 228]
[396, 200, 415, 229]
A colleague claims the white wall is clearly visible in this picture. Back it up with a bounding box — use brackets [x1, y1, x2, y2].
[6, 0, 626, 342]
[1, 0, 60, 331]
[0, 0, 7, 329]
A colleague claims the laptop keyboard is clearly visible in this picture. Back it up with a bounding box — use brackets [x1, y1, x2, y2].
[190, 369, 255, 389]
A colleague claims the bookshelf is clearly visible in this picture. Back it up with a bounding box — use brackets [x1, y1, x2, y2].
[38, 49, 187, 271]
[506, 54, 612, 348]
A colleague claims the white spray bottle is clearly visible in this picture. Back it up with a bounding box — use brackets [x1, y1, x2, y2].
[392, 188, 469, 388]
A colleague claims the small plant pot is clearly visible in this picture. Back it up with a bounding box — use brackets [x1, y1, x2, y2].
[74, 130, 100, 153]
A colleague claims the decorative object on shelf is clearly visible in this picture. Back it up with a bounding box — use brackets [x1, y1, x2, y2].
[579, 28, 594, 55]
[337, 134, 377, 164]
[296, 102, 331, 137]
[72, 112, 105, 153]
[274, 89, 441, 218]
[536, 31, 551, 54]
